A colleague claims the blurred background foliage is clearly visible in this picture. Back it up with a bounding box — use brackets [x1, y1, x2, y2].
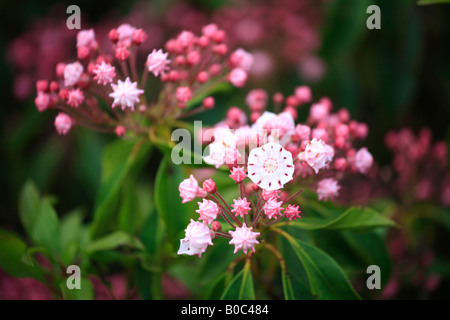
[0, 0, 449, 299]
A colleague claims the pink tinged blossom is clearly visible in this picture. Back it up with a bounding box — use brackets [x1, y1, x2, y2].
[196, 199, 219, 225]
[285, 205, 301, 221]
[231, 197, 251, 218]
[179, 174, 207, 204]
[229, 166, 247, 183]
[54, 113, 73, 135]
[263, 199, 284, 219]
[309, 102, 329, 122]
[295, 124, 311, 141]
[202, 97, 215, 109]
[132, 28, 147, 45]
[116, 24, 136, 47]
[229, 224, 260, 254]
[317, 178, 341, 202]
[64, 61, 84, 87]
[202, 24, 219, 38]
[176, 86, 193, 103]
[67, 88, 84, 108]
[202, 179, 217, 193]
[294, 86, 312, 104]
[228, 68, 248, 88]
[248, 142, 295, 191]
[109, 77, 144, 111]
[203, 128, 239, 169]
[146, 49, 171, 77]
[246, 89, 268, 112]
[115, 126, 126, 137]
[76, 29, 98, 50]
[226, 107, 248, 128]
[261, 189, 280, 201]
[229, 48, 254, 71]
[35, 92, 50, 112]
[298, 138, 332, 174]
[93, 61, 116, 85]
[177, 219, 213, 258]
[354, 147, 373, 174]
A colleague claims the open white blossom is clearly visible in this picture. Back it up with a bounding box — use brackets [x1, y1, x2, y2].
[109, 77, 144, 111]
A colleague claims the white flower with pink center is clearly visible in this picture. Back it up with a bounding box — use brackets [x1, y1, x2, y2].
[263, 198, 284, 219]
[64, 62, 84, 87]
[298, 138, 333, 174]
[93, 61, 116, 85]
[229, 223, 260, 254]
[177, 219, 213, 258]
[54, 113, 73, 135]
[317, 178, 341, 202]
[247, 142, 294, 191]
[179, 174, 207, 204]
[196, 199, 219, 225]
[231, 197, 251, 218]
[203, 127, 240, 168]
[354, 147, 373, 174]
[146, 49, 171, 77]
[109, 77, 144, 111]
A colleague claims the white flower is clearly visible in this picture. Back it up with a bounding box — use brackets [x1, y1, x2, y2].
[109, 77, 144, 111]
[298, 138, 333, 174]
[177, 219, 213, 258]
[247, 142, 294, 191]
[146, 49, 171, 77]
[64, 62, 84, 87]
[229, 223, 260, 254]
[203, 127, 241, 168]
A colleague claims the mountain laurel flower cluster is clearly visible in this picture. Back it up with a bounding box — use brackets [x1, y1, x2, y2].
[34, 24, 253, 136]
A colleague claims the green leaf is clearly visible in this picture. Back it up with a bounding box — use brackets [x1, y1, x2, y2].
[221, 260, 255, 300]
[60, 209, 85, 265]
[278, 230, 360, 300]
[288, 206, 397, 231]
[31, 198, 62, 258]
[154, 156, 195, 250]
[85, 231, 145, 255]
[417, 0, 450, 4]
[281, 270, 296, 300]
[0, 229, 45, 281]
[60, 278, 94, 300]
[90, 138, 151, 238]
[18, 181, 41, 237]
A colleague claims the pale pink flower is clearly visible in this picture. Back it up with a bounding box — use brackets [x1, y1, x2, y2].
[229, 48, 254, 71]
[263, 198, 284, 219]
[76, 29, 98, 49]
[202, 179, 217, 193]
[35, 92, 50, 112]
[64, 61, 84, 87]
[196, 199, 219, 225]
[228, 68, 248, 88]
[54, 113, 73, 135]
[179, 174, 207, 204]
[177, 219, 213, 258]
[294, 86, 312, 104]
[317, 178, 341, 201]
[231, 197, 251, 218]
[146, 49, 171, 77]
[229, 166, 247, 183]
[109, 77, 144, 111]
[245, 89, 268, 112]
[67, 88, 84, 108]
[298, 138, 332, 174]
[354, 147, 373, 174]
[203, 128, 240, 168]
[116, 24, 136, 47]
[247, 142, 295, 191]
[309, 102, 329, 122]
[93, 61, 116, 85]
[285, 205, 301, 221]
[261, 189, 280, 201]
[229, 223, 260, 254]
[176, 86, 193, 103]
[295, 124, 311, 141]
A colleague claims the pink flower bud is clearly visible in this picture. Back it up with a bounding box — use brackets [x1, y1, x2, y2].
[196, 199, 219, 225]
[202, 179, 217, 193]
[115, 125, 126, 137]
[211, 221, 222, 232]
[108, 28, 119, 43]
[285, 204, 301, 221]
[35, 92, 50, 112]
[263, 199, 284, 219]
[317, 178, 340, 202]
[197, 71, 209, 84]
[115, 46, 130, 60]
[54, 113, 73, 135]
[229, 223, 259, 254]
[334, 157, 347, 171]
[294, 86, 312, 104]
[36, 80, 48, 92]
[228, 68, 247, 88]
[202, 97, 215, 109]
[231, 197, 251, 218]
[132, 28, 147, 45]
[77, 46, 90, 59]
[176, 86, 193, 103]
[179, 175, 207, 204]
[229, 166, 247, 183]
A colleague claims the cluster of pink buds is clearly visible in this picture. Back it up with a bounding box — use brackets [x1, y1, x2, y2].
[34, 24, 253, 136]
[199, 86, 374, 203]
[177, 142, 303, 258]
[385, 128, 449, 206]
